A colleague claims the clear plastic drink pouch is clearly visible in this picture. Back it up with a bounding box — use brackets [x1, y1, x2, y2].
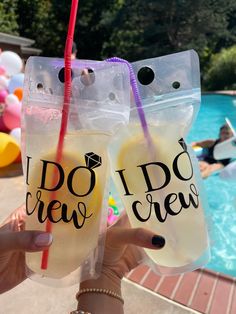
[108, 50, 210, 275]
[22, 57, 130, 286]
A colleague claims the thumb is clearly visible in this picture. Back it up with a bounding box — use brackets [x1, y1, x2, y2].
[0, 231, 53, 253]
[108, 226, 165, 250]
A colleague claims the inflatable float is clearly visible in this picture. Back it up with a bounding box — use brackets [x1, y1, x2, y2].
[214, 118, 236, 180]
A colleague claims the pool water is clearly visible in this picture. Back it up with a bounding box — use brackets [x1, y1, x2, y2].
[187, 94, 236, 277]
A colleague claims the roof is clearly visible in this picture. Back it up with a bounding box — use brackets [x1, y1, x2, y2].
[0, 32, 34, 46]
[21, 46, 41, 55]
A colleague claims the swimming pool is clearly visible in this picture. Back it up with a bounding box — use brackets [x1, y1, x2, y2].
[187, 94, 236, 277]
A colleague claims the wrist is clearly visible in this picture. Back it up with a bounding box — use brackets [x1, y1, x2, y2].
[77, 270, 123, 314]
[80, 268, 122, 294]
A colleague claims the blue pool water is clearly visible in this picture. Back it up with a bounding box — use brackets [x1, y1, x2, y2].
[187, 94, 236, 277]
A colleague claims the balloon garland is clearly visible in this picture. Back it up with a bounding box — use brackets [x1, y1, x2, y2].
[0, 51, 23, 167]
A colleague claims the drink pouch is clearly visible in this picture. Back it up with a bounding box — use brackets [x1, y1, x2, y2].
[22, 57, 130, 286]
[108, 50, 210, 275]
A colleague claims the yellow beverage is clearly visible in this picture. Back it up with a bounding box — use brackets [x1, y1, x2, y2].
[25, 130, 109, 278]
[110, 124, 209, 269]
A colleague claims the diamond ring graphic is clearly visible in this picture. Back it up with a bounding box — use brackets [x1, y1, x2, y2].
[85, 152, 102, 169]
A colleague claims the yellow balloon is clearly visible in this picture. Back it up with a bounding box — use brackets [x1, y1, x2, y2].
[0, 132, 20, 167]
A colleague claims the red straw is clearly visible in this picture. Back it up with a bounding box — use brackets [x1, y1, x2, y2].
[41, 0, 79, 270]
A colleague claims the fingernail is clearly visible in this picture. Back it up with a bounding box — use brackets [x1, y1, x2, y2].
[35, 233, 53, 247]
[152, 235, 165, 248]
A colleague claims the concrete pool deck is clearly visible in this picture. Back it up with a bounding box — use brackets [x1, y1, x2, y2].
[0, 275, 199, 314]
[127, 265, 236, 314]
[0, 165, 235, 313]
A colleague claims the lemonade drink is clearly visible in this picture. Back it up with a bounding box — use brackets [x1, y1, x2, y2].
[110, 123, 209, 269]
[25, 130, 109, 278]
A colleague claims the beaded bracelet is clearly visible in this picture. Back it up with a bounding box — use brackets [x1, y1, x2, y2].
[76, 288, 124, 305]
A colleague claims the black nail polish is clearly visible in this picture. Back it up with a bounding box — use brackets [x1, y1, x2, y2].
[152, 235, 165, 248]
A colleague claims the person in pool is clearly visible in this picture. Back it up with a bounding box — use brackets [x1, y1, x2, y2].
[192, 124, 234, 178]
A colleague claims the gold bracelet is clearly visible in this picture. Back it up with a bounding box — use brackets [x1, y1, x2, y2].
[76, 288, 124, 305]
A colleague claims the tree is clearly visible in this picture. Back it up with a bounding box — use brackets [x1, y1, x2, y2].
[203, 45, 236, 90]
[17, 0, 57, 57]
[1, 0, 236, 90]
[0, 1, 18, 35]
[101, 0, 236, 62]
[100, 0, 145, 60]
[16, 0, 114, 58]
[75, 0, 115, 60]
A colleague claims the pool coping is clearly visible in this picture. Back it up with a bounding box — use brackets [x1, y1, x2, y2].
[203, 91, 236, 96]
[125, 265, 236, 314]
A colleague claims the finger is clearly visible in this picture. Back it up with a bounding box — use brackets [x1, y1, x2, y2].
[0, 231, 53, 253]
[108, 227, 165, 250]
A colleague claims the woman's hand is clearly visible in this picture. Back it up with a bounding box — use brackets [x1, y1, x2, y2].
[0, 205, 52, 294]
[80, 213, 165, 288]
[103, 212, 165, 279]
[78, 212, 165, 314]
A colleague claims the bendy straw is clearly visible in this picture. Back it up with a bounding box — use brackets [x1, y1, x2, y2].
[41, 0, 79, 270]
[106, 57, 153, 150]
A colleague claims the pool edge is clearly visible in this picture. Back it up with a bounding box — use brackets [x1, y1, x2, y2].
[126, 265, 236, 314]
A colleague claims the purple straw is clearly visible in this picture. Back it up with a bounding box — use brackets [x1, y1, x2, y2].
[106, 57, 151, 141]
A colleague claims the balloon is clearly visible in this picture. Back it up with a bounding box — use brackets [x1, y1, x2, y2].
[0, 115, 9, 132]
[14, 152, 22, 164]
[0, 66, 6, 75]
[0, 89, 8, 103]
[13, 87, 23, 101]
[3, 102, 21, 130]
[0, 51, 23, 76]
[5, 93, 19, 106]
[8, 73, 24, 93]
[0, 75, 9, 90]
[0, 103, 8, 132]
[10, 127, 21, 145]
[0, 102, 5, 115]
[0, 132, 20, 167]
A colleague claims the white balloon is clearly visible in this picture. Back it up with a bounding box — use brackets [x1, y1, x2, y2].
[0, 51, 23, 76]
[5, 93, 20, 106]
[10, 127, 21, 145]
[0, 75, 9, 90]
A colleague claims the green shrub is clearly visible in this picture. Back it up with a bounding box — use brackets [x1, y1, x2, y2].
[203, 46, 236, 91]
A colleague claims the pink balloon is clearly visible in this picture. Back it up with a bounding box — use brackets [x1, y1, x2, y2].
[0, 102, 9, 131]
[0, 66, 6, 75]
[2, 103, 21, 130]
[0, 102, 5, 112]
[0, 115, 9, 132]
[0, 89, 8, 103]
